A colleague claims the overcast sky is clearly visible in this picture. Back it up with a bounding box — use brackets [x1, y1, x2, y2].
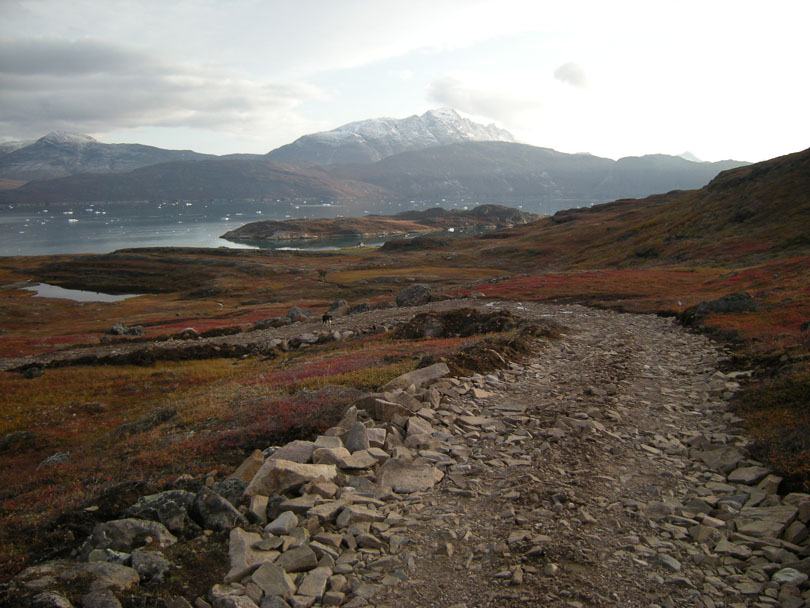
[1, 0, 807, 162]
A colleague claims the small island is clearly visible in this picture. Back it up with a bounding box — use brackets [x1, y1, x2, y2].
[220, 204, 539, 243]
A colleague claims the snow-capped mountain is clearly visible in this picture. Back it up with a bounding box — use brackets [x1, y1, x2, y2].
[0, 132, 213, 181]
[267, 108, 516, 166]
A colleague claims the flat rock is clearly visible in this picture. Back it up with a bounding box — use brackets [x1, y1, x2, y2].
[727, 465, 771, 485]
[340, 450, 378, 470]
[227, 527, 277, 582]
[737, 505, 798, 537]
[351, 396, 411, 424]
[406, 416, 434, 438]
[245, 460, 338, 498]
[376, 458, 444, 493]
[342, 422, 370, 453]
[336, 505, 384, 528]
[250, 563, 295, 599]
[266, 511, 299, 536]
[714, 538, 753, 560]
[307, 500, 347, 523]
[694, 446, 745, 474]
[456, 415, 493, 427]
[229, 450, 265, 483]
[275, 545, 318, 572]
[382, 363, 450, 391]
[297, 566, 332, 598]
[270, 441, 316, 464]
[772, 567, 808, 585]
[313, 446, 352, 467]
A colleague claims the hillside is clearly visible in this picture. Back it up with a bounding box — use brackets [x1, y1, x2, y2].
[330, 142, 748, 209]
[221, 204, 538, 242]
[464, 146, 810, 268]
[0, 132, 213, 182]
[266, 107, 515, 166]
[0, 157, 391, 204]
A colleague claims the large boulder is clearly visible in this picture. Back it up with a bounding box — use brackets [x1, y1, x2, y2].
[192, 488, 248, 531]
[328, 299, 351, 317]
[245, 459, 338, 497]
[211, 478, 248, 506]
[395, 284, 432, 307]
[287, 307, 315, 323]
[130, 550, 173, 582]
[228, 450, 265, 483]
[376, 459, 444, 493]
[0, 430, 36, 452]
[349, 302, 371, 315]
[79, 519, 177, 560]
[350, 395, 412, 424]
[269, 440, 316, 463]
[125, 490, 198, 536]
[679, 292, 759, 325]
[382, 362, 450, 391]
[226, 527, 277, 582]
[105, 323, 145, 337]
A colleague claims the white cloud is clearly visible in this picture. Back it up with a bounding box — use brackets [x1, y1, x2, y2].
[426, 76, 544, 126]
[0, 38, 325, 149]
[553, 62, 586, 87]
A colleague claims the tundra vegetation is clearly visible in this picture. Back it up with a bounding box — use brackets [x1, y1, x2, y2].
[0, 147, 808, 592]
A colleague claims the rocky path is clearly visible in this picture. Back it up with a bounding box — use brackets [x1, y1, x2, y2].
[370, 304, 808, 608]
[12, 303, 810, 608]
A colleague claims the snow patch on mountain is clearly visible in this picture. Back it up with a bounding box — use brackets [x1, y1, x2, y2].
[267, 108, 516, 165]
[38, 131, 99, 146]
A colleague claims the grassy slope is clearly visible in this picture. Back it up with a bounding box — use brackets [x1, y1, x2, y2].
[466, 147, 810, 270]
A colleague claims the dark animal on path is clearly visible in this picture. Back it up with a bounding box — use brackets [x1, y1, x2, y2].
[322, 313, 332, 326]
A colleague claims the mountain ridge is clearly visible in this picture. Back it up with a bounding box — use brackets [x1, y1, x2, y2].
[0, 132, 214, 181]
[0, 141, 750, 211]
[266, 108, 516, 166]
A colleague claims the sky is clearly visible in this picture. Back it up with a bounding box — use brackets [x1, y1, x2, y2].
[0, 0, 808, 163]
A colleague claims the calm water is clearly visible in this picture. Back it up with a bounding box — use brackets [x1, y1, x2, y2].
[0, 200, 363, 256]
[21, 283, 140, 302]
[0, 197, 561, 257]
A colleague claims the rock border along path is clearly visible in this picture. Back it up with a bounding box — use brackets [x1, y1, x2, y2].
[14, 302, 810, 608]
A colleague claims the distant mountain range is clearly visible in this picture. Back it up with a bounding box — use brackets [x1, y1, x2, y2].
[0, 109, 751, 213]
[0, 131, 213, 182]
[326, 142, 745, 204]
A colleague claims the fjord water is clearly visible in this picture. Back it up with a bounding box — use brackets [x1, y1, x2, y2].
[0, 198, 552, 257]
[0, 200, 353, 256]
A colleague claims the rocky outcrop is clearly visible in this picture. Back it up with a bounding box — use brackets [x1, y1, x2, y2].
[679, 292, 760, 326]
[395, 284, 433, 307]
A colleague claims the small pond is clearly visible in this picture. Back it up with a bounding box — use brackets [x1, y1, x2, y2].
[21, 283, 141, 302]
